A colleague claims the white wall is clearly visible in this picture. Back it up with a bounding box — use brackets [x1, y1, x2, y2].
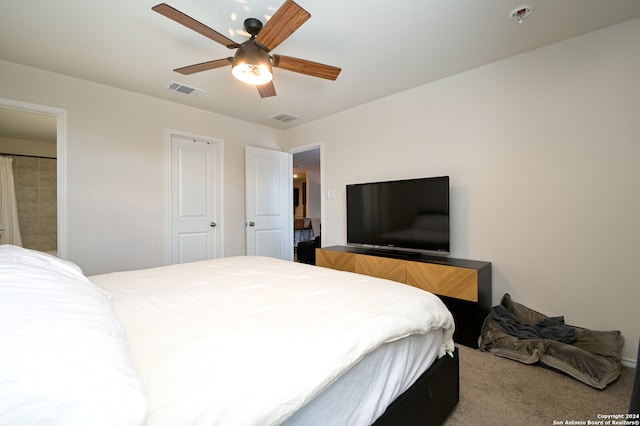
[282, 18, 640, 364]
[0, 60, 284, 275]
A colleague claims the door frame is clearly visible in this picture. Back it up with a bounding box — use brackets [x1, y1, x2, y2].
[165, 128, 224, 264]
[289, 141, 324, 249]
[0, 97, 68, 258]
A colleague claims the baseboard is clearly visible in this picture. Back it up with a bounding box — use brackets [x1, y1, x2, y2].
[621, 357, 637, 369]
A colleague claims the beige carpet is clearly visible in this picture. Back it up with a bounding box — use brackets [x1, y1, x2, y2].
[443, 345, 635, 425]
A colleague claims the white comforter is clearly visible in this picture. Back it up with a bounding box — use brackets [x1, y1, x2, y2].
[90, 256, 455, 426]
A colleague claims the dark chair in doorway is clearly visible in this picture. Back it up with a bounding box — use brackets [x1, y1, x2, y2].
[297, 236, 321, 265]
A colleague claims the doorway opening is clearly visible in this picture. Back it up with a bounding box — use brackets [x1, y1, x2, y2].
[291, 145, 321, 264]
[0, 98, 67, 258]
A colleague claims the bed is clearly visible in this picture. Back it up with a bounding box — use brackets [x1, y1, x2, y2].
[0, 245, 459, 425]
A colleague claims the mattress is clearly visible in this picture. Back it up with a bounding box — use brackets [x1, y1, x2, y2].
[284, 331, 443, 425]
[90, 256, 455, 425]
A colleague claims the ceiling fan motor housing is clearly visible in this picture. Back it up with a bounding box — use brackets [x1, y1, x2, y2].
[244, 18, 263, 36]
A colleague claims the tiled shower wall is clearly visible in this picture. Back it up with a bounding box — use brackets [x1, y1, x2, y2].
[11, 155, 57, 252]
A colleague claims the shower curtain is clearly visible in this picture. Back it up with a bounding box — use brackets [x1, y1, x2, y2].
[0, 156, 22, 246]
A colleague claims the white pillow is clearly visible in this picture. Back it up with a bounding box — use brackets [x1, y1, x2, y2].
[0, 245, 147, 426]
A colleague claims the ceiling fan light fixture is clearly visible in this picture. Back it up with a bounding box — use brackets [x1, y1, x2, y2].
[232, 63, 273, 85]
[231, 43, 273, 85]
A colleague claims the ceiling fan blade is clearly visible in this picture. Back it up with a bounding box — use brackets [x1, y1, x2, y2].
[273, 55, 341, 81]
[174, 58, 232, 75]
[152, 3, 238, 48]
[257, 81, 277, 98]
[255, 0, 310, 51]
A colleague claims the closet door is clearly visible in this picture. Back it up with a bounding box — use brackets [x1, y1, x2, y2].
[170, 132, 223, 264]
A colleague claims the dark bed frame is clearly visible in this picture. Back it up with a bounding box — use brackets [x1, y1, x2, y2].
[373, 347, 459, 426]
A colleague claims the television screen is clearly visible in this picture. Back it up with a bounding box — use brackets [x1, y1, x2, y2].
[346, 176, 450, 255]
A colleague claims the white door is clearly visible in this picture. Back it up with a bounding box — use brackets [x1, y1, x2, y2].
[245, 146, 292, 260]
[170, 133, 223, 264]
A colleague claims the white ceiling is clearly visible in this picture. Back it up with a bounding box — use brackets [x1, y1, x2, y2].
[2, 0, 640, 131]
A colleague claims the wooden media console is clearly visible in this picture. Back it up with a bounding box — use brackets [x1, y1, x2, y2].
[316, 246, 492, 347]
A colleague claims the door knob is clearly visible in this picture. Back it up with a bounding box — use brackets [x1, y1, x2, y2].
[210, 222, 216, 228]
[248, 222, 255, 227]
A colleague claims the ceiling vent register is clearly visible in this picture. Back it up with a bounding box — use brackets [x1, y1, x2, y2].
[167, 81, 204, 97]
[271, 112, 301, 123]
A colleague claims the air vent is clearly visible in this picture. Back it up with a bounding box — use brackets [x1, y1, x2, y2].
[167, 81, 204, 97]
[271, 112, 301, 123]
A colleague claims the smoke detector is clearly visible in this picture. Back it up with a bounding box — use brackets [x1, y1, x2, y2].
[509, 5, 533, 24]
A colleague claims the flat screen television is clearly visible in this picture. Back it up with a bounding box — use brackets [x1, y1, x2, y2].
[346, 176, 450, 256]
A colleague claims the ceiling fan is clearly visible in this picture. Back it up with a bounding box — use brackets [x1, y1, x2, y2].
[152, 0, 341, 98]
